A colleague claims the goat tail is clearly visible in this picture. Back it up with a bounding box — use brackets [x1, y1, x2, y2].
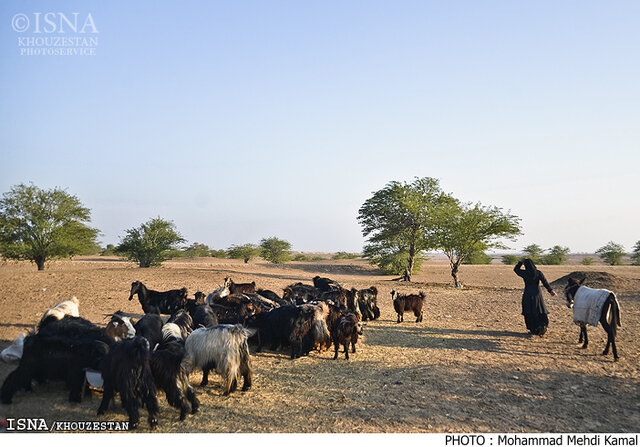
[220, 327, 249, 394]
[313, 319, 330, 345]
[613, 295, 621, 328]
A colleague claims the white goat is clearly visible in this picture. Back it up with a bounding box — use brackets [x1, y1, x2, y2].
[39, 297, 80, 327]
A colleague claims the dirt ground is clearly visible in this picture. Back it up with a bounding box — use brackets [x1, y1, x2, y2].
[0, 257, 638, 433]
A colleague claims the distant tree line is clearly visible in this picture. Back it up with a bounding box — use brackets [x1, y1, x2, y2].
[1, 183, 638, 271]
[500, 241, 639, 266]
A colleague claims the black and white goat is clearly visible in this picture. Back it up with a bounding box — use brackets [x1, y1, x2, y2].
[38, 297, 80, 329]
[181, 325, 253, 395]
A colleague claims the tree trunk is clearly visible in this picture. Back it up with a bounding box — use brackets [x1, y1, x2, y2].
[451, 261, 461, 287]
[35, 256, 45, 271]
[403, 244, 416, 282]
[244, 258, 249, 264]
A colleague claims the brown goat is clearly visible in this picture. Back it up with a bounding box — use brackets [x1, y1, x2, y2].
[391, 290, 425, 323]
[224, 277, 257, 294]
[332, 313, 363, 360]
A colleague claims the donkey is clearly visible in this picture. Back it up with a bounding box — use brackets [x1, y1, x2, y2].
[565, 277, 621, 361]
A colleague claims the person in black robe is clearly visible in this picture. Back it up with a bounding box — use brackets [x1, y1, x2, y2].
[514, 258, 556, 336]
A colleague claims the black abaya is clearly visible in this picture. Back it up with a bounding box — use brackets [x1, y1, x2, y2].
[514, 261, 553, 335]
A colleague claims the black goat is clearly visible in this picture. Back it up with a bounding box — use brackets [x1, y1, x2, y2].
[209, 301, 258, 325]
[38, 315, 114, 345]
[134, 314, 164, 347]
[1, 333, 109, 404]
[97, 337, 159, 429]
[149, 348, 199, 420]
[313, 276, 341, 292]
[189, 304, 219, 329]
[356, 286, 381, 321]
[128, 281, 187, 315]
[283, 282, 321, 304]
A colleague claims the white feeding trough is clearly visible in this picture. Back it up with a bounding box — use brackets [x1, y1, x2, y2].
[84, 369, 104, 388]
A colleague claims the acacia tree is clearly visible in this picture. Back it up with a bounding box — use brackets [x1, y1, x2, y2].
[542, 245, 570, 265]
[522, 244, 544, 263]
[432, 201, 521, 287]
[227, 243, 260, 263]
[595, 241, 625, 266]
[259, 237, 291, 264]
[0, 184, 99, 270]
[115, 217, 185, 267]
[358, 177, 451, 281]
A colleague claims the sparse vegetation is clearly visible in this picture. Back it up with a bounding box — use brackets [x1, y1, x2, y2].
[101, 244, 116, 256]
[210, 249, 227, 258]
[332, 252, 361, 260]
[501, 254, 519, 265]
[182, 242, 212, 258]
[541, 245, 570, 265]
[463, 250, 493, 265]
[0, 183, 100, 270]
[115, 217, 185, 268]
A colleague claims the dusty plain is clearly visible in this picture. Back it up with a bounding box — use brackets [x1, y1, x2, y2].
[0, 256, 638, 433]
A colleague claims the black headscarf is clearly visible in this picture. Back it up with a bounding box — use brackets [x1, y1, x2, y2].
[523, 258, 537, 277]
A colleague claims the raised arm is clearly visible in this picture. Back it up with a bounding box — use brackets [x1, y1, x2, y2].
[513, 261, 525, 277]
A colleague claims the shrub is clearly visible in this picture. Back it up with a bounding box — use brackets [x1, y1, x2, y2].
[581, 257, 594, 265]
[541, 245, 569, 265]
[210, 249, 228, 258]
[501, 255, 519, 265]
[101, 244, 116, 256]
[463, 251, 493, 265]
[182, 242, 211, 258]
[333, 252, 361, 260]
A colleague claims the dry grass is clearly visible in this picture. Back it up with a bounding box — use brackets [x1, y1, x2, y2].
[0, 257, 638, 432]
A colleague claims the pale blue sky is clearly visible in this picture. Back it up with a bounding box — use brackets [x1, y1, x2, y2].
[1, 1, 638, 253]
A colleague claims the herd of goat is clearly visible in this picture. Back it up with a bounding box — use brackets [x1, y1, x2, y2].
[0, 275, 427, 429]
